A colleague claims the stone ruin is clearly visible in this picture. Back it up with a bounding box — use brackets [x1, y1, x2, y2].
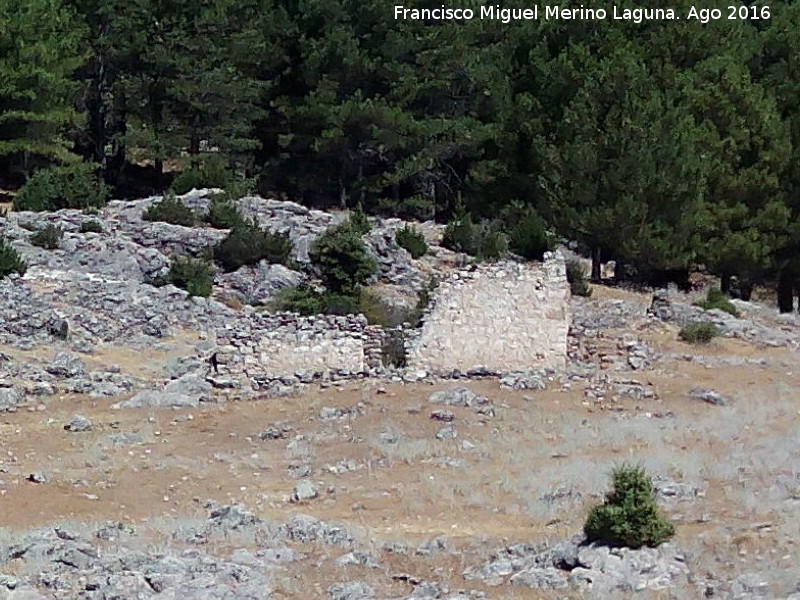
[215, 252, 570, 383]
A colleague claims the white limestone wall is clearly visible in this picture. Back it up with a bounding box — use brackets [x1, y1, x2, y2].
[406, 253, 570, 372]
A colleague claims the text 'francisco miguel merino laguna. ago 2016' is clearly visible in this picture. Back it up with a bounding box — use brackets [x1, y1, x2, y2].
[393, 5, 771, 24]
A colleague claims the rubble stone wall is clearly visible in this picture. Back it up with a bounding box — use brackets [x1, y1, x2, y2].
[214, 314, 378, 381]
[214, 254, 570, 382]
[405, 253, 570, 373]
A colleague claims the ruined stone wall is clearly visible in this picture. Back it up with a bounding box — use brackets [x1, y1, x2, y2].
[214, 313, 379, 382]
[214, 253, 569, 384]
[405, 253, 570, 373]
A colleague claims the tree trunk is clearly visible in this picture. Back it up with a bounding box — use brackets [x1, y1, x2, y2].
[590, 246, 602, 283]
[720, 272, 731, 295]
[778, 268, 794, 313]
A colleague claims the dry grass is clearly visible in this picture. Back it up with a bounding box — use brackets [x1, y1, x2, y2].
[1, 302, 799, 597]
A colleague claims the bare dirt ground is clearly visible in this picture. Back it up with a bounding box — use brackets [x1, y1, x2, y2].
[1, 287, 799, 598]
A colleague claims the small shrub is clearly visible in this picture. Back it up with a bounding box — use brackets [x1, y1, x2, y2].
[358, 288, 421, 327]
[321, 292, 359, 315]
[171, 155, 234, 194]
[272, 284, 324, 316]
[168, 257, 215, 297]
[271, 285, 361, 316]
[14, 163, 109, 212]
[143, 193, 196, 227]
[476, 221, 508, 261]
[696, 288, 740, 318]
[347, 203, 371, 236]
[79, 220, 103, 233]
[29, 224, 64, 250]
[214, 221, 293, 272]
[442, 211, 508, 261]
[205, 197, 246, 230]
[566, 259, 592, 297]
[395, 225, 428, 259]
[442, 212, 478, 255]
[584, 464, 675, 549]
[678, 321, 719, 344]
[0, 237, 26, 278]
[310, 222, 378, 295]
[170, 168, 204, 195]
[503, 203, 554, 261]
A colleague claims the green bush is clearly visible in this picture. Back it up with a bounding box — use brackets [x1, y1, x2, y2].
[696, 288, 740, 318]
[584, 464, 675, 549]
[503, 204, 554, 261]
[213, 221, 293, 272]
[347, 203, 371, 235]
[678, 321, 719, 344]
[271, 284, 324, 315]
[442, 212, 508, 261]
[0, 237, 26, 278]
[171, 155, 233, 194]
[442, 211, 478, 255]
[205, 197, 246, 230]
[358, 288, 423, 327]
[29, 224, 64, 250]
[310, 222, 378, 295]
[168, 257, 215, 297]
[476, 221, 508, 261]
[80, 220, 103, 233]
[14, 163, 109, 212]
[271, 285, 359, 316]
[566, 259, 592, 297]
[395, 225, 428, 258]
[143, 193, 196, 227]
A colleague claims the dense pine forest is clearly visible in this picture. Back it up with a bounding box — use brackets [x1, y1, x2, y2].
[1, 0, 799, 306]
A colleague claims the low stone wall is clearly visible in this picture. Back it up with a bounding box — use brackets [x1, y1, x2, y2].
[214, 313, 379, 382]
[214, 254, 570, 384]
[405, 253, 570, 373]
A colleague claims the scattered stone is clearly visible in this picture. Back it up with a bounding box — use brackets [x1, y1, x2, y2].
[688, 387, 732, 406]
[64, 414, 92, 432]
[292, 480, 319, 502]
[0, 388, 22, 412]
[45, 352, 85, 378]
[327, 581, 375, 600]
[335, 551, 379, 568]
[429, 387, 490, 408]
[500, 370, 547, 391]
[26, 472, 47, 484]
[430, 409, 455, 422]
[435, 425, 457, 440]
[319, 405, 364, 420]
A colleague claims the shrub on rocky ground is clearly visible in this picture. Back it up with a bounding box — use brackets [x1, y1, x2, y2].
[30, 224, 64, 250]
[696, 288, 740, 317]
[395, 225, 428, 258]
[79, 219, 103, 233]
[502, 202, 554, 261]
[566, 259, 592, 297]
[14, 163, 109, 212]
[271, 284, 360, 316]
[143, 193, 196, 227]
[358, 288, 421, 327]
[214, 221, 293, 272]
[584, 464, 675, 549]
[168, 257, 216, 297]
[205, 197, 246, 230]
[442, 210, 507, 261]
[347, 203, 371, 235]
[171, 155, 234, 194]
[0, 237, 26, 278]
[679, 321, 719, 344]
[310, 222, 377, 295]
